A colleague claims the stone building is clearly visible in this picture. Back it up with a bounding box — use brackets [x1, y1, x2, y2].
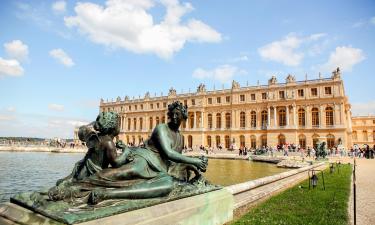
[99, 68, 353, 150]
[351, 116, 375, 147]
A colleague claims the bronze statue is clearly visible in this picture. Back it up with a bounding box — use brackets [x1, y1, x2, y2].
[11, 101, 217, 224]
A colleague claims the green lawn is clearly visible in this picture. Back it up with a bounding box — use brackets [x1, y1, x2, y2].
[232, 164, 352, 225]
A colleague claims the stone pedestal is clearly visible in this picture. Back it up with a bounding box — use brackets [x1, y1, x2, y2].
[0, 189, 233, 225]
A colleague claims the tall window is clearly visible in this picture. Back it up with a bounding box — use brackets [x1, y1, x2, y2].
[208, 114, 213, 129]
[327, 134, 335, 148]
[191, 99, 195, 105]
[261, 135, 267, 147]
[279, 91, 285, 99]
[216, 136, 221, 147]
[128, 118, 131, 130]
[262, 93, 267, 100]
[251, 94, 256, 101]
[278, 134, 286, 145]
[325, 87, 332, 95]
[149, 117, 153, 130]
[226, 96, 231, 103]
[298, 89, 304, 97]
[240, 94, 245, 102]
[188, 135, 193, 148]
[162, 116, 165, 123]
[225, 135, 230, 149]
[189, 114, 194, 128]
[240, 135, 245, 148]
[156, 117, 160, 125]
[240, 112, 246, 128]
[298, 108, 306, 126]
[299, 134, 306, 149]
[133, 118, 137, 130]
[363, 131, 368, 142]
[326, 107, 334, 126]
[312, 108, 320, 127]
[207, 136, 212, 147]
[251, 111, 257, 128]
[216, 97, 221, 104]
[250, 135, 256, 149]
[279, 109, 286, 127]
[139, 118, 143, 130]
[225, 113, 231, 128]
[261, 110, 268, 128]
[216, 113, 221, 128]
[311, 88, 318, 96]
[312, 134, 319, 149]
[353, 131, 357, 141]
[208, 98, 212, 104]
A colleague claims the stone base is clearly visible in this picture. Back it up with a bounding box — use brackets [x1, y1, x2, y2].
[0, 189, 233, 225]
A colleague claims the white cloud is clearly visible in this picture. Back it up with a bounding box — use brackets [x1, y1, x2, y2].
[64, 0, 221, 59]
[52, 1, 67, 14]
[48, 104, 64, 111]
[6, 107, 16, 112]
[4, 40, 29, 61]
[351, 101, 375, 116]
[322, 46, 365, 72]
[192, 64, 246, 83]
[0, 57, 24, 77]
[258, 33, 326, 66]
[49, 48, 75, 67]
[371, 17, 375, 25]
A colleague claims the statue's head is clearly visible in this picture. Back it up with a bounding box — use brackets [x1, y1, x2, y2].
[167, 101, 188, 126]
[94, 111, 120, 135]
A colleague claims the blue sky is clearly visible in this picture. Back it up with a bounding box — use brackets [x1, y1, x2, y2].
[0, 0, 374, 138]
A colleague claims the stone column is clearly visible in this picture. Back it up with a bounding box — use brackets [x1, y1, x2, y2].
[274, 106, 277, 127]
[194, 111, 197, 129]
[286, 106, 290, 126]
[320, 105, 324, 128]
[340, 103, 345, 125]
[306, 106, 311, 128]
[201, 111, 204, 128]
[267, 107, 271, 127]
[293, 105, 296, 127]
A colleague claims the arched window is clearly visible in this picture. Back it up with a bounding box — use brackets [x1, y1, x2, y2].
[298, 108, 306, 126]
[162, 116, 165, 123]
[207, 135, 212, 147]
[133, 118, 137, 130]
[225, 135, 230, 149]
[208, 114, 213, 129]
[216, 113, 221, 128]
[261, 135, 267, 148]
[261, 110, 268, 128]
[298, 134, 306, 149]
[132, 136, 135, 145]
[279, 109, 286, 127]
[312, 134, 320, 149]
[312, 108, 319, 127]
[156, 117, 160, 125]
[188, 135, 193, 148]
[326, 107, 334, 126]
[327, 134, 335, 148]
[240, 135, 245, 148]
[278, 134, 286, 145]
[189, 114, 194, 128]
[240, 112, 246, 128]
[128, 118, 131, 130]
[352, 131, 357, 141]
[250, 135, 256, 149]
[216, 136, 221, 147]
[251, 111, 257, 128]
[139, 118, 143, 130]
[225, 113, 231, 129]
[363, 131, 368, 142]
[149, 117, 153, 130]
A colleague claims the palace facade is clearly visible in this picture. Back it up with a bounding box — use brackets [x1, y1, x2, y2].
[99, 68, 354, 150]
[351, 116, 375, 147]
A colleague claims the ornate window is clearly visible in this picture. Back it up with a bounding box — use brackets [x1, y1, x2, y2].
[156, 117, 160, 125]
[327, 134, 335, 149]
[216, 136, 221, 147]
[128, 118, 131, 130]
[279, 109, 286, 127]
[298, 134, 306, 149]
[250, 135, 256, 149]
[225, 135, 230, 149]
[325, 107, 334, 126]
[208, 114, 213, 129]
[251, 111, 257, 128]
[188, 135, 193, 148]
[149, 117, 153, 130]
[312, 134, 320, 149]
[261, 110, 268, 128]
[162, 116, 165, 123]
[240, 135, 245, 148]
[298, 108, 306, 126]
[216, 113, 221, 128]
[261, 135, 267, 147]
[207, 136, 212, 147]
[240, 112, 246, 128]
[133, 118, 137, 130]
[278, 134, 286, 145]
[189, 114, 194, 128]
[312, 108, 319, 127]
[225, 113, 231, 129]
[139, 118, 143, 130]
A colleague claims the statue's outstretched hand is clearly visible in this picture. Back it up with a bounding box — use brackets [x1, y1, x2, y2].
[194, 156, 208, 172]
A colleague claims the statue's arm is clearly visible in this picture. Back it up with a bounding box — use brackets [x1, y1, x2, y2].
[154, 126, 206, 171]
[104, 141, 129, 168]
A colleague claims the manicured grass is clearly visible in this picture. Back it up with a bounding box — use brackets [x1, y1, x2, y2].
[232, 164, 352, 225]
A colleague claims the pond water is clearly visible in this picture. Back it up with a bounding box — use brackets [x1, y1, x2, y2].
[0, 152, 289, 203]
